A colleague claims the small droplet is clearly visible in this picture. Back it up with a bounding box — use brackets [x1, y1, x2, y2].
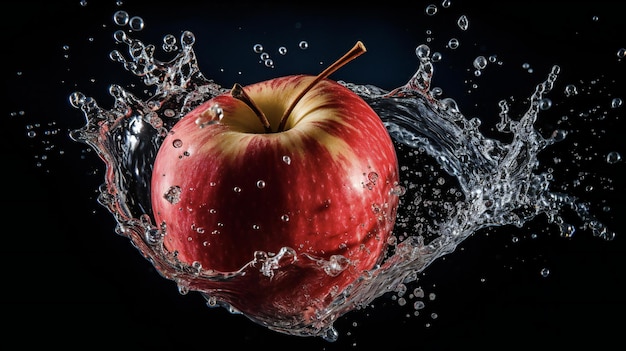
[473, 55, 487, 70]
[129, 16, 144, 31]
[610, 97, 622, 108]
[447, 38, 459, 49]
[233, 186, 242, 193]
[256, 180, 266, 188]
[113, 10, 129, 26]
[564, 84, 578, 97]
[278, 46, 287, 55]
[606, 151, 622, 164]
[425, 4, 438, 16]
[457, 15, 469, 30]
[282, 155, 291, 165]
[617, 48, 626, 59]
[281, 214, 290, 222]
[538, 98, 552, 110]
[540, 268, 551, 277]
[172, 139, 183, 148]
[298, 41, 309, 50]
[253, 43, 263, 53]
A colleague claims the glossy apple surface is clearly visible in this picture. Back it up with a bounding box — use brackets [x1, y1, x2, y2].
[150, 74, 400, 327]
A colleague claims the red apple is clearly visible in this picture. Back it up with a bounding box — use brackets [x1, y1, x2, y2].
[150, 42, 400, 330]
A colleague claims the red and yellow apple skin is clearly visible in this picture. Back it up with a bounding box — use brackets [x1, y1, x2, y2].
[150, 74, 400, 324]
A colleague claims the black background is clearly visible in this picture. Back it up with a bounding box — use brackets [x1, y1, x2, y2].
[3, 1, 625, 349]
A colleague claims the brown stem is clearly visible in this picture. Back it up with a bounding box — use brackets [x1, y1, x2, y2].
[231, 83, 272, 133]
[276, 41, 367, 132]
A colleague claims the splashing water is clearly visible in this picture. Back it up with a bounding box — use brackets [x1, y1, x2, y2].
[68, 12, 617, 342]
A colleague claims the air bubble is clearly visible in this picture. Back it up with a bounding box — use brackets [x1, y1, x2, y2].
[253, 44, 263, 53]
[617, 48, 626, 59]
[256, 180, 266, 188]
[278, 46, 287, 55]
[298, 41, 308, 50]
[282, 155, 291, 165]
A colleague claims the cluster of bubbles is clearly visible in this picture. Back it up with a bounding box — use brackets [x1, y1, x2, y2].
[252, 41, 309, 68]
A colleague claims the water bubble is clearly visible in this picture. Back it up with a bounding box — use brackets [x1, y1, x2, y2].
[172, 139, 183, 148]
[113, 30, 127, 43]
[610, 97, 622, 108]
[617, 48, 626, 59]
[447, 38, 459, 49]
[256, 180, 266, 188]
[606, 151, 622, 164]
[264, 58, 274, 68]
[113, 10, 129, 26]
[233, 186, 242, 193]
[540, 268, 551, 277]
[473, 55, 487, 70]
[253, 43, 263, 53]
[564, 84, 578, 97]
[415, 44, 430, 59]
[538, 98, 552, 110]
[441, 0, 451, 8]
[278, 46, 287, 55]
[162, 34, 178, 52]
[431, 52, 442, 62]
[425, 4, 438, 16]
[298, 41, 308, 50]
[457, 15, 469, 30]
[282, 155, 291, 165]
[129, 16, 144, 31]
[281, 214, 290, 222]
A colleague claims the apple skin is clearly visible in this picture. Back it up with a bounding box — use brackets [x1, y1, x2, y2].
[150, 74, 400, 327]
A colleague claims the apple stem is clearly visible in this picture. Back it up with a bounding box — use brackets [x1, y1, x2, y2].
[231, 83, 273, 133]
[276, 41, 367, 133]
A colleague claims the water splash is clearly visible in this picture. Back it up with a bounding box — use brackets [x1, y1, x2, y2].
[68, 14, 616, 342]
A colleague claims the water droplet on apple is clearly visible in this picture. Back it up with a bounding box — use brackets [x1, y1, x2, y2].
[323, 255, 351, 276]
[282, 155, 291, 165]
[367, 172, 379, 184]
[256, 180, 266, 188]
[233, 186, 242, 193]
[252, 224, 260, 230]
[172, 139, 183, 148]
[163, 186, 181, 204]
[281, 214, 290, 222]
